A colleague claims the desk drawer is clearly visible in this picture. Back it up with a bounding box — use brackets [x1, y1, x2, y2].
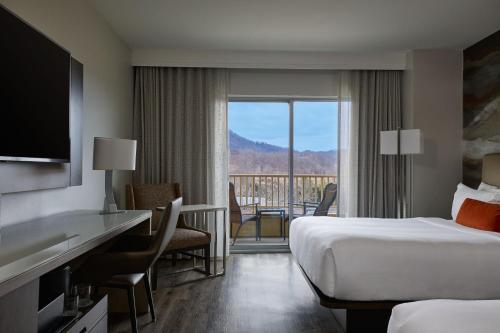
[66, 295, 107, 333]
[89, 314, 107, 333]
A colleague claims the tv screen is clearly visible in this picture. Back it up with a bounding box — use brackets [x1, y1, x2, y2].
[0, 6, 71, 162]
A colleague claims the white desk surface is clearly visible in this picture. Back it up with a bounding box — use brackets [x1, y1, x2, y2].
[0, 210, 151, 297]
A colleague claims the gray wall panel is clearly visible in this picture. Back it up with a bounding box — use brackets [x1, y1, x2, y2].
[70, 57, 83, 186]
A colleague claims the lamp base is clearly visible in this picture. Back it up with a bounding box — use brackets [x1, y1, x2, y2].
[101, 170, 125, 215]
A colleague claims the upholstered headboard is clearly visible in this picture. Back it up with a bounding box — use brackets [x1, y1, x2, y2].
[482, 153, 500, 187]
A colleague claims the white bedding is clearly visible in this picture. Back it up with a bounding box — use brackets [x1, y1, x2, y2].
[387, 299, 500, 333]
[289, 216, 500, 300]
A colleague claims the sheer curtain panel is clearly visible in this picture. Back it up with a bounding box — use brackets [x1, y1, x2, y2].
[132, 67, 229, 208]
[337, 70, 403, 218]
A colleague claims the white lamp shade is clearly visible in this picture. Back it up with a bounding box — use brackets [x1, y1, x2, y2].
[380, 130, 398, 155]
[380, 129, 423, 155]
[401, 129, 423, 154]
[93, 137, 137, 170]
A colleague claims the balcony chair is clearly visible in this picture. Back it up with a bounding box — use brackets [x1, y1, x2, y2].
[73, 198, 182, 333]
[125, 183, 211, 287]
[289, 183, 338, 219]
[229, 182, 259, 245]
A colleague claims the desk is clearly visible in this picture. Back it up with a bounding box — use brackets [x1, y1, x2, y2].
[257, 208, 286, 240]
[157, 204, 227, 277]
[0, 210, 151, 331]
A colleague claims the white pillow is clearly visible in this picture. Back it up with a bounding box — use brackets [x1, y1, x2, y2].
[478, 182, 500, 193]
[451, 183, 500, 220]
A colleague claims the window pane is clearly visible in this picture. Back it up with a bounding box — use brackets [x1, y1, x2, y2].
[229, 101, 290, 244]
[229, 102, 289, 175]
[293, 101, 338, 216]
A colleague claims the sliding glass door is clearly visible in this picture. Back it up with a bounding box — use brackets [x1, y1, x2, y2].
[228, 99, 338, 251]
[291, 101, 338, 218]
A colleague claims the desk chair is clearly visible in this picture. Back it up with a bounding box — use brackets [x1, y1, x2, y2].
[74, 198, 182, 333]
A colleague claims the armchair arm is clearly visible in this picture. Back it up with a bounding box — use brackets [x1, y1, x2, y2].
[288, 202, 319, 215]
[240, 202, 259, 214]
[156, 205, 212, 237]
[177, 224, 212, 239]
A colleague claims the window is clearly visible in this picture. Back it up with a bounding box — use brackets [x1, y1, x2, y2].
[228, 100, 338, 249]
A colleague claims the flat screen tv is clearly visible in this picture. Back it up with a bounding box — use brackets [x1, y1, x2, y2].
[0, 6, 71, 163]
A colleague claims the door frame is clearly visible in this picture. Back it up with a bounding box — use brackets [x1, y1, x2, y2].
[228, 97, 338, 252]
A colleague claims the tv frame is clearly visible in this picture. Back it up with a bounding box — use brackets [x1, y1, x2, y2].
[0, 4, 72, 164]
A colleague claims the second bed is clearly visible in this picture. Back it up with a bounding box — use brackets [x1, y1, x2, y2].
[290, 216, 500, 301]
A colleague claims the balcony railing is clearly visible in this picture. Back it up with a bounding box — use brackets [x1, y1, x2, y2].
[229, 174, 337, 212]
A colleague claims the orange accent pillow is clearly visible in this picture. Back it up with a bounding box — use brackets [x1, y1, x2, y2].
[456, 198, 500, 232]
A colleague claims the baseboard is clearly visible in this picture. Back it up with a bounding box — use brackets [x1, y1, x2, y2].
[230, 245, 291, 254]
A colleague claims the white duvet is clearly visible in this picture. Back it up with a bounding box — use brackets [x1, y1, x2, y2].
[289, 216, 500, 300]
[388, 299, 500, 333]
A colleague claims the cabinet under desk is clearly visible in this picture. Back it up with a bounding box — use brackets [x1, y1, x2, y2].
[0, 210, 152, 332]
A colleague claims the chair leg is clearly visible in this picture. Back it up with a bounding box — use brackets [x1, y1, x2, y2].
[127, 287, 139, 333]
[204, 244, 211, 276]
[256, 218, 260, 241]
[143, 271, 156, 323]
[151, 261, 159, 291]
[232, 224, 243, 245]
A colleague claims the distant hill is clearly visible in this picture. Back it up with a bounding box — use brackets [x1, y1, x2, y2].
[229, 131, 287, 153]
[229, 130, 337, 175]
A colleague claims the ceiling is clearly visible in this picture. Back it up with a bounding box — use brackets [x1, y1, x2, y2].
[91, 0, 500, 52]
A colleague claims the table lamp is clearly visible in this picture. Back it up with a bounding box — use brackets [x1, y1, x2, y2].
[93, 137, 137, 214]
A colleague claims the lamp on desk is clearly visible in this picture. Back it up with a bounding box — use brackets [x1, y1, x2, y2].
[93, 137, 137, 214]
[380, 129, 423, 218]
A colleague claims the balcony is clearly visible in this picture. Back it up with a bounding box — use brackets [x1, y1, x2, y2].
[229, 174, 337, 242]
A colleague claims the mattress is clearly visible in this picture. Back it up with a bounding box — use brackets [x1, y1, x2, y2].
[387, 299, 500, 333]
[289, 216, 500, 300]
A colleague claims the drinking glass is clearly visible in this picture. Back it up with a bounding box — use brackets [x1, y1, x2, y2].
[63, 286, 79, 317]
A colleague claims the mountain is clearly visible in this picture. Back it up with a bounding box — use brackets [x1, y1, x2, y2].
[229, 130, 337, 175]
[229, 130, 287, 153]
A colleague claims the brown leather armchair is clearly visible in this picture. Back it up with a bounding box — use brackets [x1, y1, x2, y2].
[125, 183, 211, 283]
[74, 197, 182, 333]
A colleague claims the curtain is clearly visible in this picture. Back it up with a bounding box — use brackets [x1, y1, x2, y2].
[337, 71, 359, 217]
[132, 67, 229, 208]
[338, 70, 403, 218]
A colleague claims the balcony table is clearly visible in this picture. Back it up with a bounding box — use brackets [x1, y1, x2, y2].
[257, 208, 286, 240]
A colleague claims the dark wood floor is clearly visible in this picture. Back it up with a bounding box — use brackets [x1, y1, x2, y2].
[109, 254, 343, 333]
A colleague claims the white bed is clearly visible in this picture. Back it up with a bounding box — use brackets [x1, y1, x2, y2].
[289, 216, 500, 301]
[387, 299, 500, 333]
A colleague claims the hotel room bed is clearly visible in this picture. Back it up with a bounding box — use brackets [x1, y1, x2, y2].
[387, 299, 500, 333]
[290, 215, 500, 301]
[290, 154, 500, 332]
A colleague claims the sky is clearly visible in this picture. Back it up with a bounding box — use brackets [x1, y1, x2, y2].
[228, 101, 338, 152]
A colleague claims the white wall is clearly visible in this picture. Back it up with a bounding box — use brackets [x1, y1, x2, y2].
[0, 0, 133, 226]
[404, 50, 463, 218]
